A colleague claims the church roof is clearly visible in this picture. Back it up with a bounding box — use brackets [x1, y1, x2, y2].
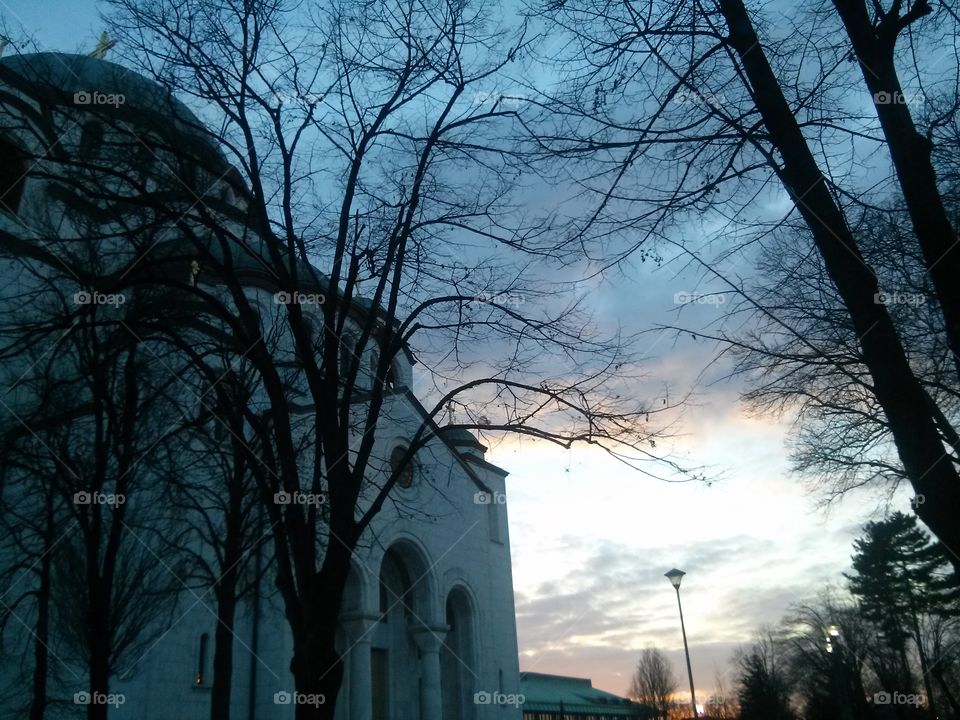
[518, 672, 651, 717]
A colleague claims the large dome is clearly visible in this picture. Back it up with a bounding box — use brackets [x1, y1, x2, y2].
[0, 52, 219, 158]
[0, 52, 343, 308]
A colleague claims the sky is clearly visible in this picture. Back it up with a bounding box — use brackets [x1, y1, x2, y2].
[487, 265, 906, 698]
[0, 0, 921, 703]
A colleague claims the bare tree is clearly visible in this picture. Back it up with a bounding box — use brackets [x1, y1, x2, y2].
[629, 646, 679, 719]
[0, 294, 189, 720]
[0, 445, 68, 720]
[926, 615, 960, 718]
[531, 0, 960, 568]
[782, 595, 874, 720]
[704, 670, 740, 719]
[150, 359, 272, 720]
[711, 205, 957, 507]
[0, 52, 231, 718]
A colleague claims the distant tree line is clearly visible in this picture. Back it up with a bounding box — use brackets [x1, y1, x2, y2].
[631, 513, 960, 720]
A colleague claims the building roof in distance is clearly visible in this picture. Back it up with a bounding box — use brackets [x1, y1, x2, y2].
[519, 672, 652, 717]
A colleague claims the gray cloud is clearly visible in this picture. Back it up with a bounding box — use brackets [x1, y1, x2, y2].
[515, 534, 843, 695]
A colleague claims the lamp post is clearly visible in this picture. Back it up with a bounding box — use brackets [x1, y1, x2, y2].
[665, 568, 698, 720]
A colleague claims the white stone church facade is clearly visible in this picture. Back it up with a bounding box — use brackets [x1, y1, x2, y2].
[0, 51, 524, 720]
[115, 395, 524, 720]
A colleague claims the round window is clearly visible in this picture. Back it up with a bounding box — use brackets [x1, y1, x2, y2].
[390, 446, 414, 489]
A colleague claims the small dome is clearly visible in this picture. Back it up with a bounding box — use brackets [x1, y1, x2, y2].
[442, 427, 479, 444]
[439, 426, 487, 455]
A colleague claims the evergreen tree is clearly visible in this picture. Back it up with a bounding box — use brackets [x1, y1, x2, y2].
[737, 632, 796, 720]
[847, 512, 960, 716]
[848, 513, 958, 625]
[737, 649, 796, 720]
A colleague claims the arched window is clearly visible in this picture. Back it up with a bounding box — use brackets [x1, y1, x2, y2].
[0, 138, 25, 215]
[488, 500, 502, 543]
[339, 334, 356, 378]
[132, 136, 156, 179]
[378, 549, 413, 619]
[196, 632, 210, 685]
[389, 446, 415, 489]
[178, 155, 199, 191]
[369, 348, 400, 390]
[79, 120, 103, 155]
[218, 166, 244, 203]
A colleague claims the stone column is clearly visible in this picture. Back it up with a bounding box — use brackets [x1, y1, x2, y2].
[412, 625, 448, 720]
[343, 616, 378, 720]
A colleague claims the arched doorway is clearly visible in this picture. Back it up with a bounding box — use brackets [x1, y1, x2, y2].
[441, 586, 477, 720]
[373, 542, 436, 720]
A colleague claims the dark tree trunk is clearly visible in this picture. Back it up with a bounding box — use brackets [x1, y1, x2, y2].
[87, 593, 111, 720]
[718, 0, 960, 575]
[832, 0, 960, 381]
[211, 457, 246, 720]
[290, 607, 344, 720]
[211, 584, 237, 720]
[291, 640, 344, 720]
[288, 539, 354, 720]
[29, 497, 54, 720]
[841, 650, 872, 720]
[909, 614, 938, 720]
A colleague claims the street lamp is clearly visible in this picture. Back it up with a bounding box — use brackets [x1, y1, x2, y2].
[665, 568, 698, 720]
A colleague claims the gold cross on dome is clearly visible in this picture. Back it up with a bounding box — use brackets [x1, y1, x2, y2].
[90, 32, 117, 60]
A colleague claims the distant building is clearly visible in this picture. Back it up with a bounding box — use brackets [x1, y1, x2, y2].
[519, 672, 654, 720]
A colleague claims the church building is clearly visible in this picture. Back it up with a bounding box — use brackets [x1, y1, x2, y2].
[0, 51, 524, 720]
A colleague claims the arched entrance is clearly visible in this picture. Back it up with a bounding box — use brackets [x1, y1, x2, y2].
[372, 541, 439, 720]
[441, 586, 477, 720]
